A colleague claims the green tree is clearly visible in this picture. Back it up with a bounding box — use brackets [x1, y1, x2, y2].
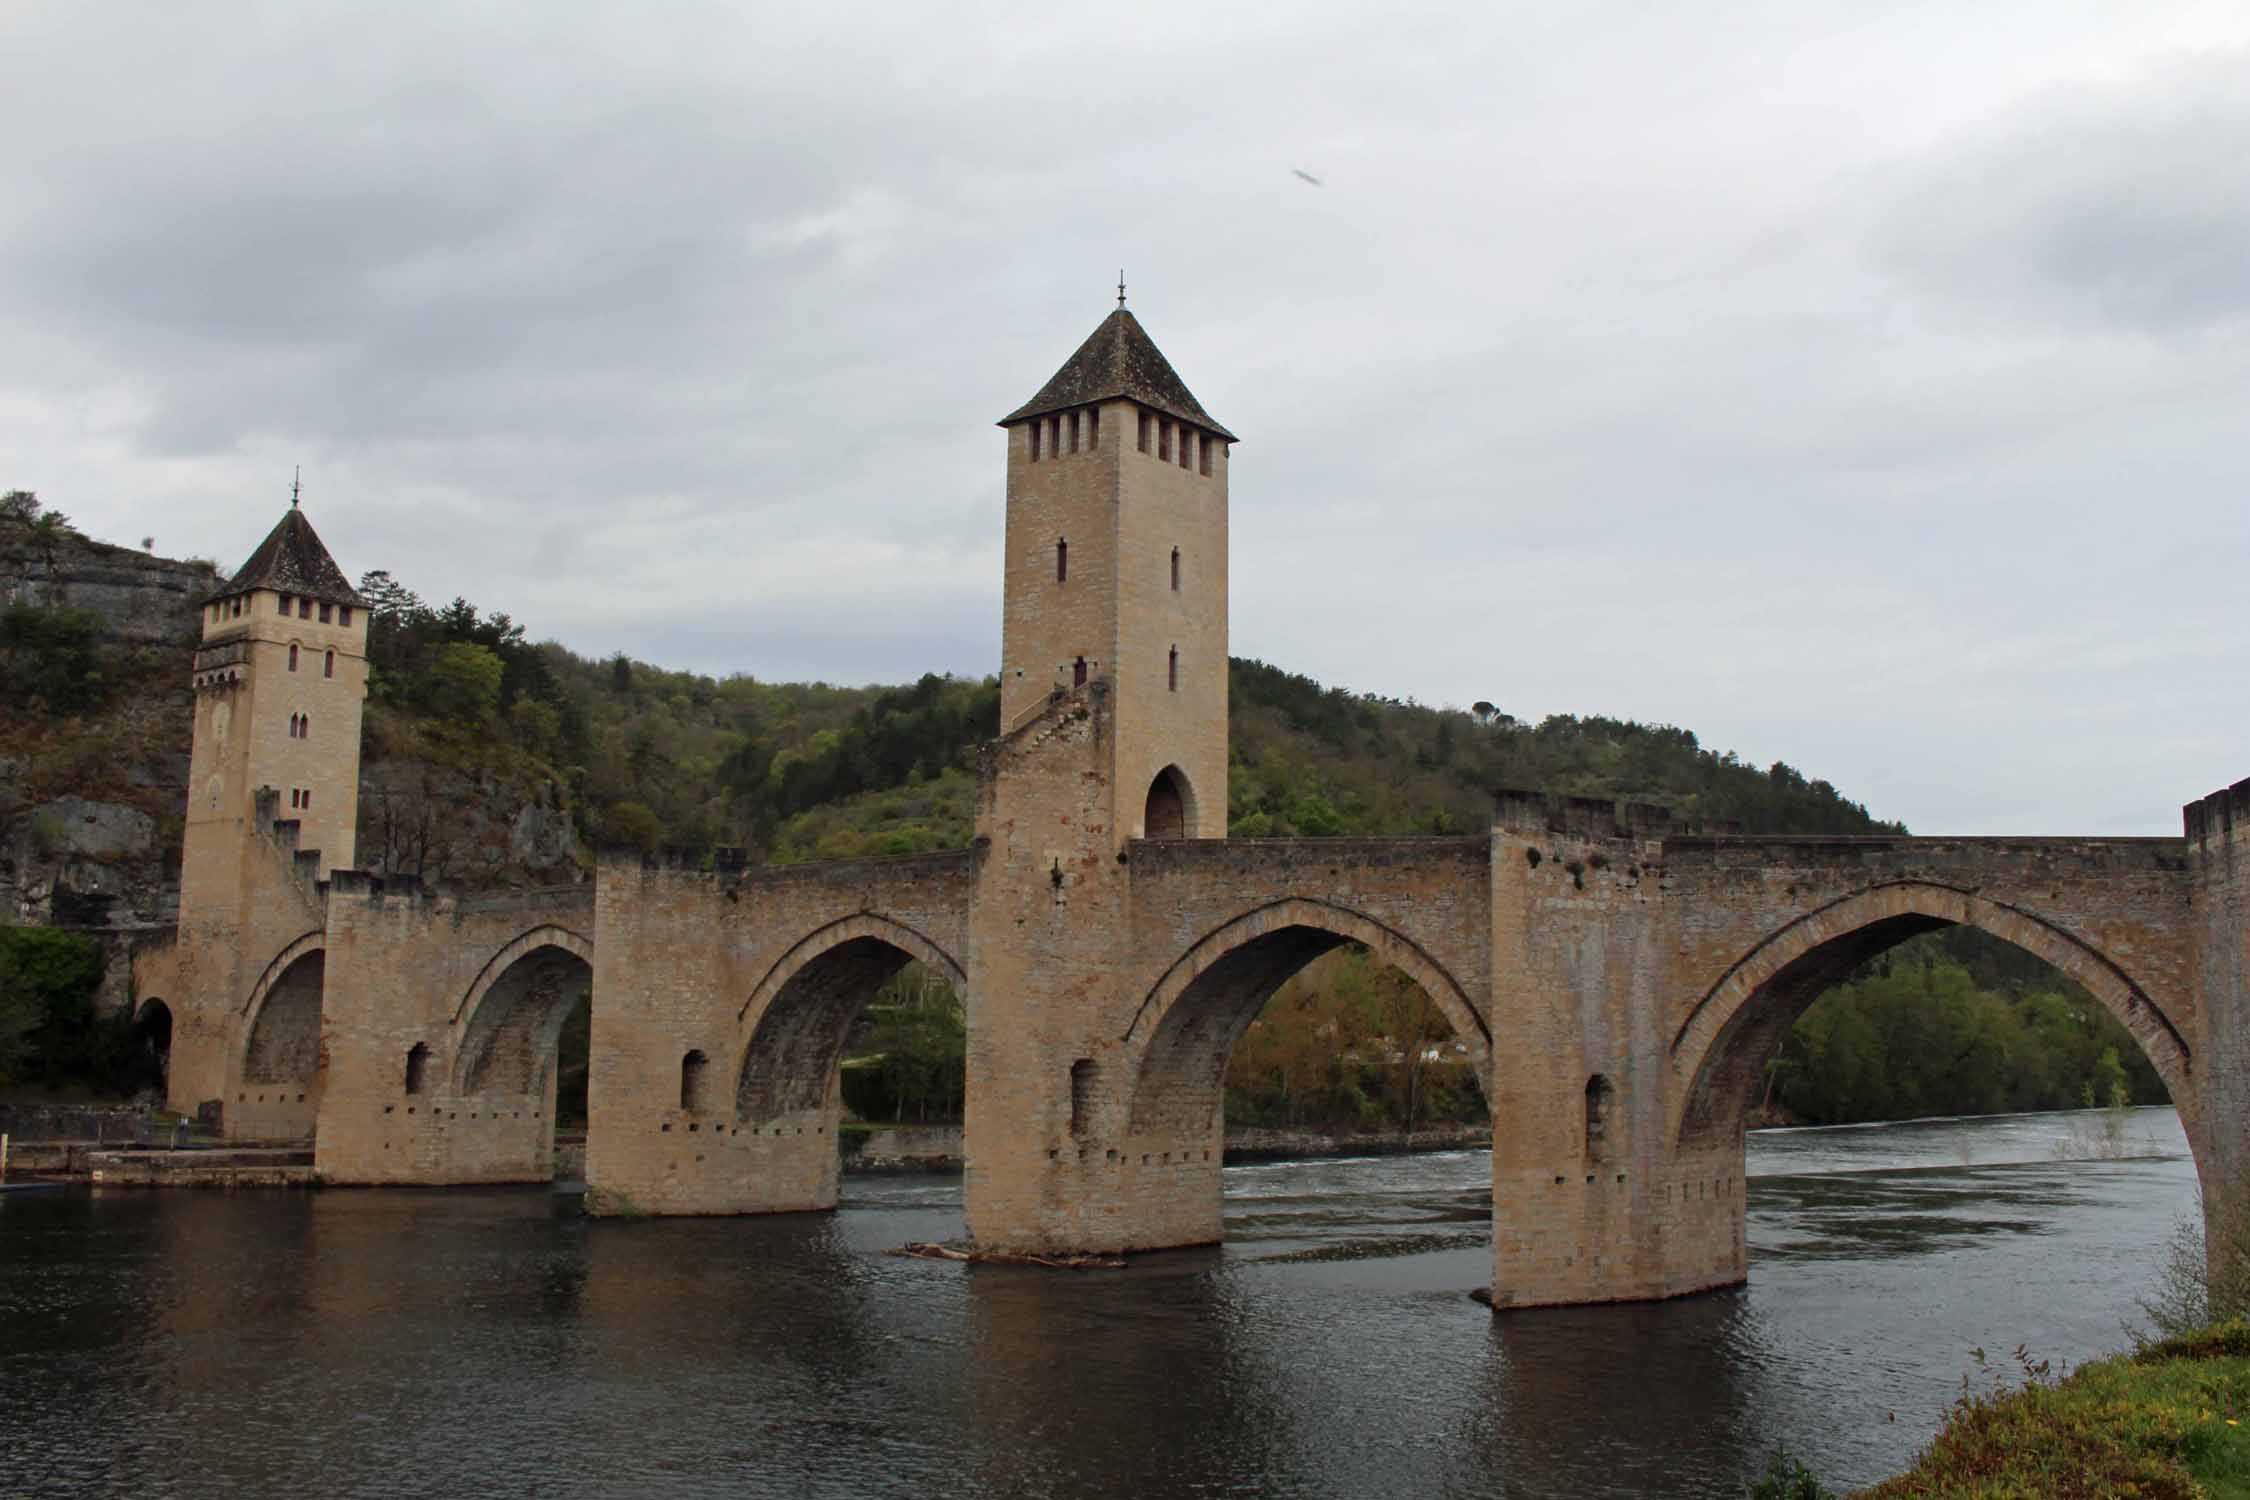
[428, 642, 504, 719]
[0, 926, 106, 1086]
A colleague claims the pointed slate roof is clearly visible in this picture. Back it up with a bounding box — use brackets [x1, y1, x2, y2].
[208, 506, 366, 607]
[1000, 309, 1236, 441]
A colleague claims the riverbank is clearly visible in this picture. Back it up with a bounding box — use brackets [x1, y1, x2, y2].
[1850, 1321, 2250, 1498]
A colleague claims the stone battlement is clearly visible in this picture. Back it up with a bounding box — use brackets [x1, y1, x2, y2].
[1491, 788, 1683, 841]
[2185, 777, 2250, 845]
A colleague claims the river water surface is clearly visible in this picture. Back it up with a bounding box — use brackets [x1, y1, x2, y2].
[0, 1107, 2198, 1498]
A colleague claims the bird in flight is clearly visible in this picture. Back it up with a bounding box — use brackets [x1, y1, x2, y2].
[1292, 168, 1324, 187]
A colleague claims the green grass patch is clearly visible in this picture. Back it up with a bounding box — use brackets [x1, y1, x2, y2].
[1853, 1322, 2250, 1499]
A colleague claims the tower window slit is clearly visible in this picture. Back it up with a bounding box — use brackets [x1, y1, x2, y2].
[1159, 422, 1171, 462]
[299, 598, 311, 619]
[1088, 407, 1099, 448]
[339, 606, 352, 627]
[324, 649, 335, 679]
[1178, 427, 1191, 469]
[318, 602, 332, 623]
[404, 1043, 430, 1096]
[1137, 411, 1151, 453]
[1171, 548, 1180, 591]
[1069, 411, 1079, 454]
[1168, 646, 1178, 692]
[1057, 538, 1067, 584]
[288, 644, 299, 672]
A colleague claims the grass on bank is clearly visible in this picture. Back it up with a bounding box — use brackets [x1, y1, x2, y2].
[1854, 1323, 2250, 1499]
[1749, 1324, 2250, 1499]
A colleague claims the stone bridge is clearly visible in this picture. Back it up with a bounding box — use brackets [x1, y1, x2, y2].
[131, 303, 2247, 1310]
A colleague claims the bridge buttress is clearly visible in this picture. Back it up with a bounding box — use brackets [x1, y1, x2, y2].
[2188, 779, 2250, 1259]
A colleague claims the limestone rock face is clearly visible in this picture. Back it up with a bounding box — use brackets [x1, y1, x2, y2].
[0, 532, 219, 646]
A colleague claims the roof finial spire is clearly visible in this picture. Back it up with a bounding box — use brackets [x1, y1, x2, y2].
[290, 466, 301, 509]
[1117, 270, 1126, 309]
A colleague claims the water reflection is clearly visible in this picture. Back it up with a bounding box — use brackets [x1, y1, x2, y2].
[0, 1109, 2203, 1499]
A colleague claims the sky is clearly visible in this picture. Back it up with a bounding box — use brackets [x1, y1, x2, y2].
[3, 2, 2245, 836]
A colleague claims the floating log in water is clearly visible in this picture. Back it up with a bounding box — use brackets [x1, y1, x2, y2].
[891, 1240, 1123, 1270]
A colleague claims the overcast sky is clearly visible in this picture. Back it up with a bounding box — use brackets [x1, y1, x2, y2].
[4, 2, 2245, 835]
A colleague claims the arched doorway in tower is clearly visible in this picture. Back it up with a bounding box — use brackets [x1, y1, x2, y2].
[238, 949, 325, 1140]
[130, 998, 173, 1097]
[1142, 765, 1194, 840]
[1669, 899, 2188, 1291]
[454, 938, 595, 1182]
[1114, 904, 1491, 1249]
[732, 924, 967, 1212]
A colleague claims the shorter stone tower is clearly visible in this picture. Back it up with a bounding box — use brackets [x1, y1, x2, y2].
[163, 501, 369, 1119]
[185, 504, 369, 878]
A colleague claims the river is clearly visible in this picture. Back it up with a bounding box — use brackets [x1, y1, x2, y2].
[0, 1106, 2197, 1497]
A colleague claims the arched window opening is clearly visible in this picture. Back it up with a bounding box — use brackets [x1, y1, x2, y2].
[1144, 766, 1188, 840]
[287, 643, 299, 671]
[1168, 645, 1179, 692]
[300, 713, 310, 740]
[1072, 655, 1088, 689]
[681, 1050, 710, 1112]
[1170, 548, 1181, 591]
[1056, 538, 1067, 584]
[1585, 1074, 1615, 1164]
[132, 1000, 172, 1092]
[324, 649, 334, 678]
[405, 1043, 431, 1096]
[1070, 1059, 1096, 1140]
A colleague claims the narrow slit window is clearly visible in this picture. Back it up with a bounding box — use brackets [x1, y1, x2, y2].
[319, 602, 332, 623]
[338, 606, 352, 627]
[1170, 548, 1180, 591]
[1178, 427, 1192, 469]
[323, 649, 335, 679]
[299, 598, 311, 619]
[1137, 410, 1151, 453]
[278, 593, 291, 615]
[1069, 1059, 1095, 1141]
[1168, 646, 1179, 692]
[1585, 1075, 1615, 1164]
[302, 788, 311, 810]
[1050, 414, 1062, 457]
[1056, 538, 1067, 584]
[1159, 422, 1172, 462]
[288, 643, 299, 672]
[1073, 655, 1087, 689]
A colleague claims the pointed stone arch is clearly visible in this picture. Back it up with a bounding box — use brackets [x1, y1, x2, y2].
[1122, 896, 1490, 1139]
[1670, 879, 2194, 1150]
[1142, 764, 1194, 840]
[732, 913, 967, 1124]
[449, 924, 595, 1095]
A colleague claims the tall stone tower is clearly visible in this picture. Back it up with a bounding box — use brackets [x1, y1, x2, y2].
[967, 301, 1237, 1252]
[995, 302, 1233, 842]
[164, 501, 369, 1117]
